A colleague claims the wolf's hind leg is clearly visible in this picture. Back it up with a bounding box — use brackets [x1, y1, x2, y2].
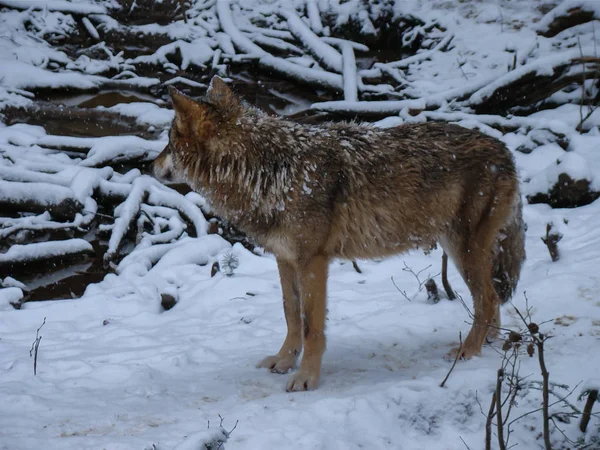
[486, 303, 502, 343]
[447, 184, 515, 359]
[257, 259, 302, 374]
[286, 254, 328, 392]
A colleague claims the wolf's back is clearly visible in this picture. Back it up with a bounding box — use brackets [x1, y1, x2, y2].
[493, 196, 526, 303]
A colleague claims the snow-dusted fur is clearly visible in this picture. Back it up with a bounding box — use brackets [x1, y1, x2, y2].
[153, 76, 526, 391]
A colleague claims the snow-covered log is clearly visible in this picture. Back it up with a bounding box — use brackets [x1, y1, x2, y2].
[0, 181, 83, 221]
[469, 46, 600, 113]
[536, 0, 600, 37]
[0, 239, 93, 271]
[0, 0, 107, 14]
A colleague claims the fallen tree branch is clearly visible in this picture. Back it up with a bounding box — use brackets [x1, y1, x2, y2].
[217, 0, 343, 91]
[0, 239, 94, 279]
[0, 181, 83, 221]
[104, 177, 149, 265]
[280, 8, 342, 72]
[537, 2, 600, 37]
[469, 46, 599, 113]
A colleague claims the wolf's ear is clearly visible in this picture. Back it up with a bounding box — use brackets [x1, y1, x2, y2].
[207, 76, 231, 98]
[168, 86, 217, 140]
[169, 86, 197, 117]
[206, 76, 242, 120]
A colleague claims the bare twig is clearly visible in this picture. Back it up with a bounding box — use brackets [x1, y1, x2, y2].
[457, 58, 469, 80]
[402, 261, 434, 289]
[528, 381, 581, 414]
[394, 261, 441, 302]
[440, 331, 463, 388]
[29, 317, 46, 376]
[460, 436, 473, 450]
[178, 0, 188, 23]
[507, 381, 581, 429]
[485, 390, 497, 450]
[512, 300, 553, 450]
[391, 276, 411, 302]
[215, 414, 239, 450]
[536, 343, 551, 449]
[502, 352, 522, 424]
[578, 37, 586, 131]
[576, 33, 599, 131]
[352, 260, 362, 274]
[496, 368, 507, 450]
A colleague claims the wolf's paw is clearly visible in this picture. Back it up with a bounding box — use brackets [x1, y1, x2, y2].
[285, 370, 320, 392]
[256, 354, 297, 374]
[444, 344, 481, 361]
[485, 327, 501, 344]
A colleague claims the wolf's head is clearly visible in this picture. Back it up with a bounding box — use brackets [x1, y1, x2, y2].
[152, 76, 242, 184]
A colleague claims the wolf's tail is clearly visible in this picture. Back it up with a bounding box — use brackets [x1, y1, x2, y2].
[493, 196, 526, 303]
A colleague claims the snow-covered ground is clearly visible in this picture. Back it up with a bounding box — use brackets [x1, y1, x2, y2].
[1, 1, 600, 449]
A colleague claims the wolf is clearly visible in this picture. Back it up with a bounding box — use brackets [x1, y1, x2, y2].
[153, 76, 526, 392]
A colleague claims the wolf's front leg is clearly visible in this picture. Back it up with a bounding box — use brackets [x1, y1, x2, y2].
[286, 254, 328, 392]
[257, 259, 302, 374]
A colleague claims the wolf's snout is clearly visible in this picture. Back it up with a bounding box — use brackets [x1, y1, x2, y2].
[153, 162, 172, 182]
[152, 150, 175, 183]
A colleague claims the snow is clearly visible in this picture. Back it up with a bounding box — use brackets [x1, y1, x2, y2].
[102, 103, 173, 129]
[132, 39, 215, 71]
[1, 0, 600, 449]
[1, 276, 27, 289]
[81, 136, 165, 167]
[524, 151, 594, 198]
[2, 230, 600, 448]
[0, 286, 23, 310]
[569, 135, 600, 191]
[0, 61, 101, 91]
[528, 104, 600, 131]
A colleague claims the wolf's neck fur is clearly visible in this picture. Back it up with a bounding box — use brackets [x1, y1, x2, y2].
[188, 111, 304, 228]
